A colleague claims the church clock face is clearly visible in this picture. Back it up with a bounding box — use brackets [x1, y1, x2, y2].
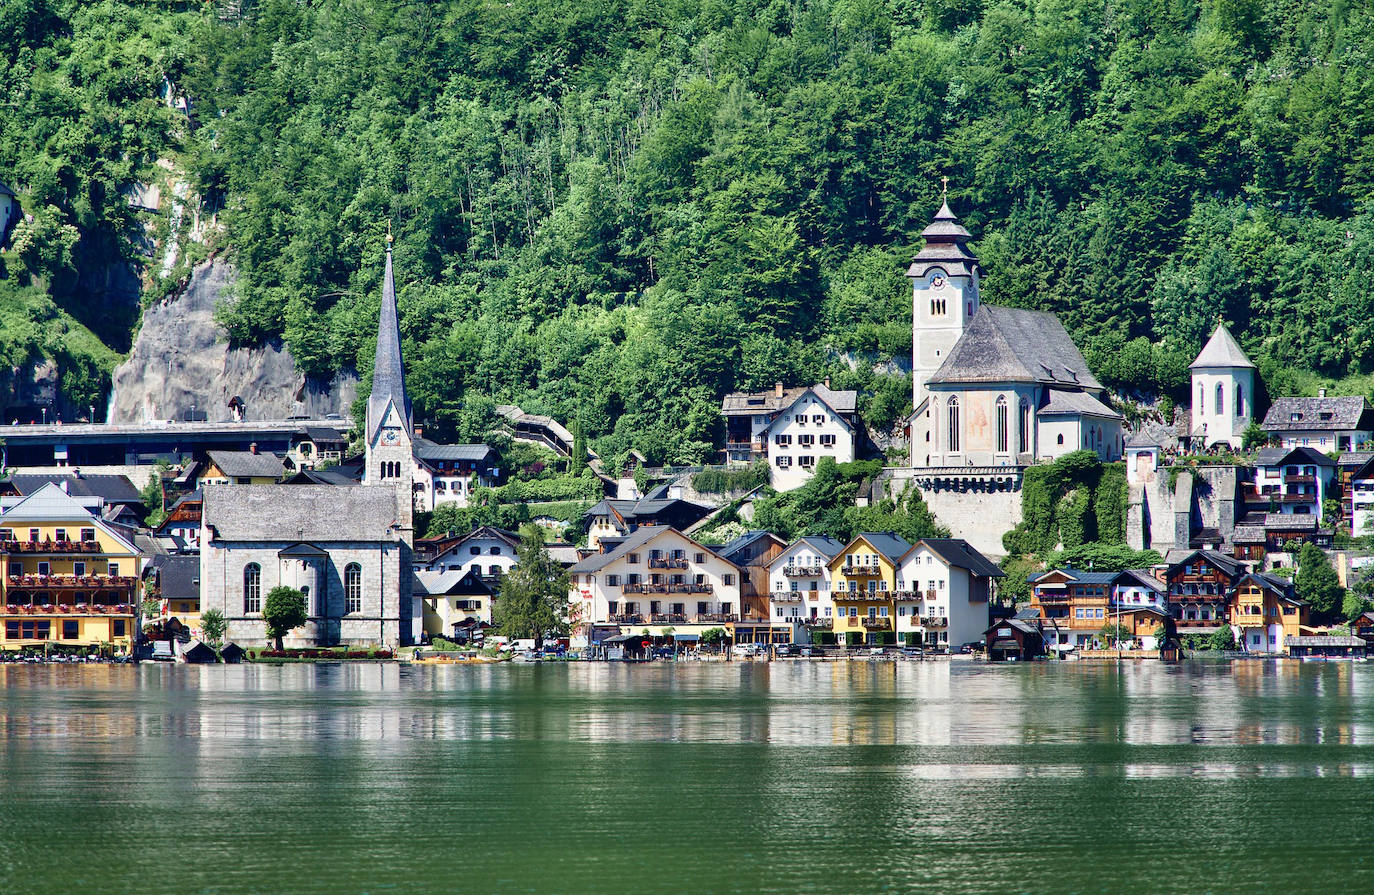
[382, 427, 400, 446]
[929, 272, 946, 290]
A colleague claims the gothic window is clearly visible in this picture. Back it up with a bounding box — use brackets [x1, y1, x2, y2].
[996, 396, 1008, 453]
[243, 563, 261, 614]
[947, 398, 960, 452]
[1019, 399, 1031, 453]
[1215, 383, 1225, 415]
[345, 563, 362, 614]
[1199, 383, 1205, 411]
[1235, 384, 1245, 417]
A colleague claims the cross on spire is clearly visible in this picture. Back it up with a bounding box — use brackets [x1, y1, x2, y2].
[940, 175, 949, 198]
[386, 219, 393, 247]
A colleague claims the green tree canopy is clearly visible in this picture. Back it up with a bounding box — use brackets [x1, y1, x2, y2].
[263, 586, 308, 650]
[1294, 543, 1344, 623]
[493, 525, 571, 647]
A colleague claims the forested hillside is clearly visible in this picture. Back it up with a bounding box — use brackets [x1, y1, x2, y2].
[6, 0, 1374, 460]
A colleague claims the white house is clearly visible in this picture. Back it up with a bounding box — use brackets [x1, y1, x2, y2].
[1112, 569, 1167, 614]
[721, 382, 858, 491]
[411, 440, 499, 511]
[421, 526, 521, 580]
[0, 181, 18, 248]
[894, 538, 1003, 649]
[1261, 395, 1374, 452]
[415, 567, 494, 641]
[766, 535, 844, 631]
[1350, 456, 1374, 537]
[1251, 447, 1336, 517]
[568, 527, 741, 646]
[908, 200, 1122, 469]
[1189, 323, 1255, 450]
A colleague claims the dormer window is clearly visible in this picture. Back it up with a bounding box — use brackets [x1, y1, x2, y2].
[1290, 413, 1302, 421]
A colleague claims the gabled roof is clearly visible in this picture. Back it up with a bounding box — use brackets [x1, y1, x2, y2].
[570, 526, 734, 574]
[1037, 388, 1121, 420]
[430, 526, 521, 563]
[0, 483, 139, 553]
[906, 538, 1004, 578]
[302, 426, 347, 444]
[1190, 323, 1255, 369]
[278, 542, 329, 557]
[1235, 571, 1298, 599]
[928, 305, 1102, 389]
[365, 243, 411, 443]
[1169, 549, 1244, 578]
[205, 450, 285, 479]
[1262, 396, 1374, 432]
[1032, 567, 1118, 586]
[834, 532, 912, 565]
[1124, 429, 1160, 449]
[0, 182, 15, 198]
[720, 383, 858, 418]
[413, 439, 495, 462]
[716, 530, 786, 561]
[415, 567, 494, 597]
[201, 484, 402, 542]
[778, 535, 846, 562]
[145, 554, 200, 600]
[281, 467, 361, 487]
[6, 474, 140, 504]
[1254, 446, 1336, 468]
[1115, 569, 1164, 593]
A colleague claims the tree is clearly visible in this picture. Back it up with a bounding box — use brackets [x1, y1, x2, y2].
[263, 586, 307, 650]
[1207, 626, 1237, 651]
[700, 628, 727, 649]
[1098, 622, 1131, 647]
[1241, 423, 1268, 450]
[1295, 543, 1344, 623]
[200, 608, 227, 649]
[493, 525, 570, 648]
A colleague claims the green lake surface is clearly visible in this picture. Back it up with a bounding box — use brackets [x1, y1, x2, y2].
[3, 659, 1373, 894]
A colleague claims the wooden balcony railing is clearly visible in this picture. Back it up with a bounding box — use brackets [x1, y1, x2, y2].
[840, 565, 881, 576]
[803, 617, 832, 628]
[771, 592, 805, 603]
[7, 575, 138, 590]
[648, 558, 687, 570]
[1, 539, 103, 554]
[4, 603, 134, 616]
[783, 565, 824, 577]
[861, 618, 891, 630]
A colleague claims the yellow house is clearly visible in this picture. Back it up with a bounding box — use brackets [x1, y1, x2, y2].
[827, 533, 911, 646]
[1229, 572, 1308, 655]
[1, 483, 143, 653]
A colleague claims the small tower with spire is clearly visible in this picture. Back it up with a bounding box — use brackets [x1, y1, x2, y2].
[364, 226, 414, 534]
[908, 183, 981, 443]
[1189, 322, 1255, 450]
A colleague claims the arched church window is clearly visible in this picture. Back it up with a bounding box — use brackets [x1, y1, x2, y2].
[243, 563, 261, 614]
[1215, 383, 1225, 416]
[1019, 399, 1031, 454]
[345, 563, 362, 614]
[947, 398, 960, 452]
[1199, 383, 1205, 411]
[996, 396, 1008, 453]
[1235, 384, 1245, 417]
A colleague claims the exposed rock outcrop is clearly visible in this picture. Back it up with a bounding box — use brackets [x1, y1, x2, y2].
[108, 259, 358, 423]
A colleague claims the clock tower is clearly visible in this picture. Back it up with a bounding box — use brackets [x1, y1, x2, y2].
[364, 232, 414, 534]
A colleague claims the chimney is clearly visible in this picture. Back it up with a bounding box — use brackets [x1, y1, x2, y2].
[414, 424, 424, 438]
[823, 376, 831, 389]
[774, 381, 784, 398]
[1319, 387, 1328, 398]
[72, 467, 82, 479]
[249, 442, 258, 454]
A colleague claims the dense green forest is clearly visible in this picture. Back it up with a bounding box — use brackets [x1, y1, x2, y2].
[7, 0, 1374, 460]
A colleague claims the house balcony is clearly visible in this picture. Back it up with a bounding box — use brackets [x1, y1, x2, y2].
[650, 613, 688, 624]
[1283, 474, 1315, 485]
[861, 618, 891, 630]
[832, 591, 879, 602]
[7, 575, 138, 590]
[890, 590, 917, 600]
[802, 616, 831, 628]
[783, 565, 823, 577]
[840, 565, 881, 576]
[624, 583, 713, 595]
[771, 592, 805, 603]
[3, 602, 134, 616]
[726, 441, 764, 454]
[699, 613, 739, 624]
[1, 539, 103, 555]
[648, 558, 687, 570]
[1035, 591, 1070, 603]
[609, 613, 645, 624]
[923, 616, 948, 627]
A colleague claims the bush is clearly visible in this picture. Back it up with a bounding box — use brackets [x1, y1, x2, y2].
[692, 461, 770, 494]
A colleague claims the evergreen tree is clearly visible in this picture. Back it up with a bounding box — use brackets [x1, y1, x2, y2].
[494, 525, 570, 648]
[1295, 543, 1344, 623]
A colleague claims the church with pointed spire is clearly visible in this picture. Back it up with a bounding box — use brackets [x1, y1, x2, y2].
[363, 231, 415, 534]
[908, 194, 1122, 470]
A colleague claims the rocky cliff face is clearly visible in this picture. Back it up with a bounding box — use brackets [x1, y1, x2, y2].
[108, 259, 358, 423]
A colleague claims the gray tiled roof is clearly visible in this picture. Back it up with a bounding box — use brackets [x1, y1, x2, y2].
[1038, 388, 1121, 419]
[365, 246, 411, 443]
[413, 439, 494, 462]
[914, 538, 1005, 577]
[717, 530, 784, 559]
[1116, 569, 1164, 593]
[854, 532, 913, 563]
[1254, 446, 1336, 468]
[201, 484, 401, 542]
[792, 535, 845, 559]
[1190, 324, 1255, 369]
[147, 554, 200, 600]
[8, 473, 141, 504]
[1262, 396, 1374, 432]
[721, 383, 857, 416]
[569, 526, 668, 573]
[206, 450, 286, 479]
[907, 200, 979, 278]
[928, 305, 1103, 389]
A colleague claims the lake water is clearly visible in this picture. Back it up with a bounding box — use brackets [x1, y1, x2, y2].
[3, 659, 1373, 894]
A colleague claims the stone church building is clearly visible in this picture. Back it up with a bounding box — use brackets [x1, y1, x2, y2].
[200, 238, 416, 648]
[909, 198, 1122, 469]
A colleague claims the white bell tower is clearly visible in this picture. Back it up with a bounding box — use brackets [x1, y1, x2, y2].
[364, 229, 414, 534]
[909, 182, 980, 466]
[1189, 322, 1255, 450]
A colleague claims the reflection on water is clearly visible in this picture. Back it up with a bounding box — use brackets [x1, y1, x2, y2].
[3, 660, 1374, 894]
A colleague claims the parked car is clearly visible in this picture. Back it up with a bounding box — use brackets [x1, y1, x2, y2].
[901, 646, 924, 658]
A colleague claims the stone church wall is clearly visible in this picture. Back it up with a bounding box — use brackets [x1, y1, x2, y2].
[885, 468, 1023, 557]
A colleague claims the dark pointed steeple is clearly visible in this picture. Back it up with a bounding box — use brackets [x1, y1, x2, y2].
[366, 231, 411, 442]
[907, 189, 979, 279]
